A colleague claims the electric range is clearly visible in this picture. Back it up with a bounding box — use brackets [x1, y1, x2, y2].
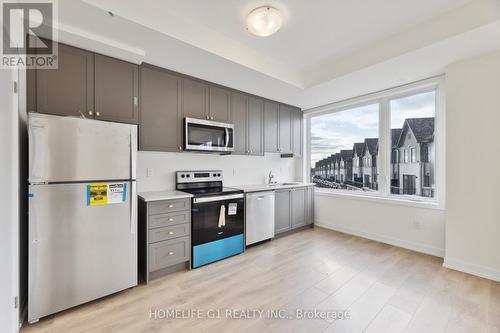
[176, 170, 244, 268]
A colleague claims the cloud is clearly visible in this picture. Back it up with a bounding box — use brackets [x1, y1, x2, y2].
[309, 92, 435, 167]
[391, 91, 435, 128]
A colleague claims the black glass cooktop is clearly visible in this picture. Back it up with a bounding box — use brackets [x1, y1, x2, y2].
[180, 186, 242, 198]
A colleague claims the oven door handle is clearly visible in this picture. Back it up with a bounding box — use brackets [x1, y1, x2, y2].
[193, 193, 243, 204]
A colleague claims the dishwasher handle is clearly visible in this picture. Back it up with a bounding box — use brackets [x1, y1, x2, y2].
[246, 191, 275, 200]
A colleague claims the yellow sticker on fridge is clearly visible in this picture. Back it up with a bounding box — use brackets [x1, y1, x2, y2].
[86, 183, 127, 206]
[87, 184, 108, 206]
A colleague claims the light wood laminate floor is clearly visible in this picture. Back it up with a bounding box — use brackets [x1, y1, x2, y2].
[22, 227, 500, 333]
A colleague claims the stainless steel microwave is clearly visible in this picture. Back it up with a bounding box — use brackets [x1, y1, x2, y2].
[184, 117, 234, 152]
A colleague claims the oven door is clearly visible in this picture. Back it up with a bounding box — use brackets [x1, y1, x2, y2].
[191, 193, 244, 246]
[185, 117, 234, 152]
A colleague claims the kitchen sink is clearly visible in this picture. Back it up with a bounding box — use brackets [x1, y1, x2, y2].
[267, 182, 301, 186]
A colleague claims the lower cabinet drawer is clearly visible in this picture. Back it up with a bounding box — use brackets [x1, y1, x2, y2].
[148, 199, 190, 215]
[149, 237, 190, 271]
[148, 224, 190, 244]
[149, 211, 190, 229]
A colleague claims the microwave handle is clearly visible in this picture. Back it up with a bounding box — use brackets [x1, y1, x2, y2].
[225, 128, 229, 148]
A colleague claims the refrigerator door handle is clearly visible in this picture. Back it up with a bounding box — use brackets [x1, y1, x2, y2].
[29, 120, 48, 183]
[130, 127, 137, 180]
[130, 181, 137, 234]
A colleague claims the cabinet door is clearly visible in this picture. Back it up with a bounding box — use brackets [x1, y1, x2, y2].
[139, 65, 182, 152]
[35, 42, 94, 117]
[95, 54, 139, 124]
[291, 188, 306, 228]
[230, 92, 248, 155]
[264, 101, 279, 153]
[305, 187, 314, 225]
[292, 108, 303, 158]
[278, 104, 293, 154]
[275, 190, 291, 234]
[182, 78, 208, 120]
[209, 86, 231, 122]
[248, 97, 264, 156]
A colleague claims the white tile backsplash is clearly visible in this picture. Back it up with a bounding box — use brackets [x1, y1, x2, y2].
[137, 151, 300, 192]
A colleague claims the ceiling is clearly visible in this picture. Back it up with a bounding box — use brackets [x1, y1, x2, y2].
[57, 1, 500, 108]
[82, 0, 474, 87]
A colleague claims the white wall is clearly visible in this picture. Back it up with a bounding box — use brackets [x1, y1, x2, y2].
[314, 195, 445, 257]
[444, 49, 500, 282]
[0, 68, 20, 332]
[137, 152, 299, 192]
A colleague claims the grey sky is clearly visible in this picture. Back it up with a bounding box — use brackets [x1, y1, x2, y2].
[310, 91, 435, 167]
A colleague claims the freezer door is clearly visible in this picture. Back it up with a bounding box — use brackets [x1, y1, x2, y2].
[28, 182, 137, 322]
[29, 113, 137, 183]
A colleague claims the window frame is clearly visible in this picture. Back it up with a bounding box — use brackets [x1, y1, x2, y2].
[304, 76, 446, 210]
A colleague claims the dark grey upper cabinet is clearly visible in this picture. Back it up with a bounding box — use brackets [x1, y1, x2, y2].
[182, 78, 208, 120]
[275, 190, 291, 234]
[291, 188, 306, 228]
[139, 65, 182, 152]
[264, 101, 279, 153]
[95, 54, 139, 124]
[292, 108, 303, 158]
[279, 104, 293, 154]
[209, 86, 231, 122]
[248, 97, 264, 156]
[34, 42, 94, 117]
[230, 91, 248, 155]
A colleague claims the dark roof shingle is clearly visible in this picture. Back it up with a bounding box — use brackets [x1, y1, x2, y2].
[406, 118, 434, 143]
[364, 138, 378, 155]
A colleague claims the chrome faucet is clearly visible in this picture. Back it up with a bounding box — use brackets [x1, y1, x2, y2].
[268, 171, 276, 185]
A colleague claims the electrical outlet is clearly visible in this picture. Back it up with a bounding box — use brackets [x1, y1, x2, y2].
[146, 168, 154, 178]
[413, 220, 421, 230]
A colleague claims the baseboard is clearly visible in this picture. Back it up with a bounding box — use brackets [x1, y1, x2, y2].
[443, 257, 500, 282]
[314, 221, 445, 258]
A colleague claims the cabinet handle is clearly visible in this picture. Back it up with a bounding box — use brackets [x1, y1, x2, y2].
[168, 204, 174, 208]
[168, 231, 174, 235]
[179, 146, 182, 151]
[211, 116, 214, 120]
[96, 111, 100, 117]
[88, 110, 93, 116]
[169, 218, 174, 222]
[206, 115, 210, 120]
[168, 252, 174, 256]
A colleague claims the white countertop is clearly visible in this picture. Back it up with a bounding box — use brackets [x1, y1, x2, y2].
[233, 183, 315, 193]
[138, 190, 193, 202]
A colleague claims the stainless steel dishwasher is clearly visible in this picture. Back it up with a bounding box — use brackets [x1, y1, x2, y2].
[245, 191, 275, 246]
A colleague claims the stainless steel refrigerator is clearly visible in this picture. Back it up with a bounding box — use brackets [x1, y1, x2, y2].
[28, 113, 137, 323]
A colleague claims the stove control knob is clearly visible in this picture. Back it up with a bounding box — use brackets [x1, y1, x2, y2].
[181, 174, 185, 178]
[217, 173, 221, 177]
[213, 173, 217, 177]
[186, 174, 190, 178]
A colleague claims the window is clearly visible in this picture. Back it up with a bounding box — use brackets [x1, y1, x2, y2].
[390, 90, 436, 199]
[310, 104, 379, 192]
[421, 143, 430, 163]
[307, 77, 443, 205]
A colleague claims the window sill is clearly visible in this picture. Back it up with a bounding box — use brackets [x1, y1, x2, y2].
[314, 189, 444, 210]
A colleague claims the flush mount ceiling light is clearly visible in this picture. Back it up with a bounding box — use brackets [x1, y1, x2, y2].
[246, 6, 283, 37]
